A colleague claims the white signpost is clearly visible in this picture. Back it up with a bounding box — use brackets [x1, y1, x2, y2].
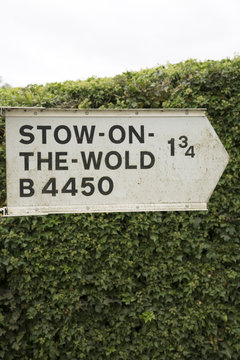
[4, 108, 229, 216]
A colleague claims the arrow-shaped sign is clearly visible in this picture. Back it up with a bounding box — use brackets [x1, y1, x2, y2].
[4, 108, 229, 216]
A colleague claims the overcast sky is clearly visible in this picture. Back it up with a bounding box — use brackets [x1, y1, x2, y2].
[1, 0, 239, 87]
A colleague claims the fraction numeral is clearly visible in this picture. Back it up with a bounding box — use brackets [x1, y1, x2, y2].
[168, 136, 195, 158]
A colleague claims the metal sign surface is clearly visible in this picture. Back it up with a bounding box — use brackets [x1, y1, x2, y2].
[4, 108, 229, 216]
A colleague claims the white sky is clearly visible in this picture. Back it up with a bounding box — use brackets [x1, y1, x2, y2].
[1, 0, 239, 87]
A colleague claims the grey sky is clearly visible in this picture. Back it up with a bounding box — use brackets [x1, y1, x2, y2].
[1, 0, 239, 87]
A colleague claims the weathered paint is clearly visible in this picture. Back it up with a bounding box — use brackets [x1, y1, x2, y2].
[4, 108, 229, 216]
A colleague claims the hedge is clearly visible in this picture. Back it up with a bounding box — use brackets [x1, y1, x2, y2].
[0, 58, 240, 359]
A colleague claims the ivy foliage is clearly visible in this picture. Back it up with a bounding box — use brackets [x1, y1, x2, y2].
[0, 58, 240, 359]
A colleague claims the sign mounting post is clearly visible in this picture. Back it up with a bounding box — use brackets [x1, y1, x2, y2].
[4, 108, 229, 216]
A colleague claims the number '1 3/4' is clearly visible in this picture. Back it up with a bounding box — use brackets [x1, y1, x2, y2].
[168, 136, 195, 157]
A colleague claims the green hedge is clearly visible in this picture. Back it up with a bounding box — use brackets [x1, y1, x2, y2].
[0, 58, 240, 359]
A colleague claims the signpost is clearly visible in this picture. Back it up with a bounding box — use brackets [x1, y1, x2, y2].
[4, 108, 229, 216]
